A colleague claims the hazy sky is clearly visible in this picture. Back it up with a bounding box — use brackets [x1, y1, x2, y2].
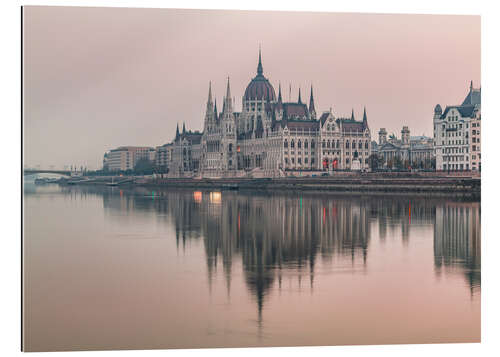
[23, 6, 480, 169]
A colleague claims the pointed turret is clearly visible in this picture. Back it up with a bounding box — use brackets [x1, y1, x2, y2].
[309, 85, 316, 119]
[362, 106, 368, 129]
[204, 82, 214, 131]
[257, 46, 263, 76]
[182, 122, 186, 135]
[470, 80, 473, 91]
[223, 77, 232, 113]
[276, 82, 283, 112]
[214, 98, 218, 120]
[175, 123, 180, 139]
[351, 109, 355, 121]
[208, 81, 213, 105]
[298, 87, 302, 104]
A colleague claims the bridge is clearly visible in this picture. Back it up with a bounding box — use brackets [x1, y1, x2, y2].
[24, 169, 72, 176]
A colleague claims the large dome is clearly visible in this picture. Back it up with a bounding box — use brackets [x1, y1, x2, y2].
[243, 49, 276, 102]
[244, 76, 276, 102]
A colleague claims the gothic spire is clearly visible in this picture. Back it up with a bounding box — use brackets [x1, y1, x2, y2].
[298, 87, 302, 104]
[470, 80, 473, 92]
[224, 77, 232, 112]
[257, 46, 263, 76]
[206, 81, 213, 114]
[208, 81, 212, 104]
[351, 108, 355, 121]
[175, 122, 179, 138]
[278, 82, 282, 103]
[309, 85, 315, 114]
[182, 122, 186, 134]
[214, 98, 218, 118]
[363, 106, 368, 129]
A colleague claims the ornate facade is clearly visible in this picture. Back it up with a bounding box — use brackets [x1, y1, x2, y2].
[169, 51, 371, 178]
[433, 82, 481, 171]
[373, 127, 434, 169]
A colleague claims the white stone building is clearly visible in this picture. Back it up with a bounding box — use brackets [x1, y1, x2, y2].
[155, 143, 173, 174]
[168, 50, 371, 178]
[433, 82, 481, 171]
[104, 146, 155, 172]
[374, 127, 434, 169]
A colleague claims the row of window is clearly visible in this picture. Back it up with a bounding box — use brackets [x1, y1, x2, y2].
[284, 151, 315, 156]
[284, 157, 369, 166]
[444, 147, 469, 154]
[444, 155, 468, 162]
[284, 140, 316, 149]
[285, 157, 316, 165]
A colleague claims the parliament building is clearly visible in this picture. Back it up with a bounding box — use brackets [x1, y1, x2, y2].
[168, 50, 372, 178]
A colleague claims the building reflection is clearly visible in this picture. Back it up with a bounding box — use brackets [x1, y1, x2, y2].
[63, 186, 480, 321]
[434, 202, 481, 294]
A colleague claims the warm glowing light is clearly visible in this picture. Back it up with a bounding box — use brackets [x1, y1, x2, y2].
[193, 191, 202, 203]
[209, 191, 222, 204]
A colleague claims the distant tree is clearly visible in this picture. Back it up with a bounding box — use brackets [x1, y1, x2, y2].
[369, 154, 381, 170]
[134, 158, 154, 175]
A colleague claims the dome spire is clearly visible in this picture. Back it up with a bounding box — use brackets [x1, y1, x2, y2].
[278, 82, 282, 103]
[257, 45, 263, 76]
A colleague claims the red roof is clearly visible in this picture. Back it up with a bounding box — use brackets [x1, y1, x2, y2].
[283, 103, 308, 119]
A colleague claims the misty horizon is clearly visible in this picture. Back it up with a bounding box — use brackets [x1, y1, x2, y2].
[23, 7, 480, 170]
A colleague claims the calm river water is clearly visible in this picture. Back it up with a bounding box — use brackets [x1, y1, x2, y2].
[23, 184, 481, 351]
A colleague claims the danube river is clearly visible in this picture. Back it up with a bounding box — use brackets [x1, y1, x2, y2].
[23, 184, 481, 351]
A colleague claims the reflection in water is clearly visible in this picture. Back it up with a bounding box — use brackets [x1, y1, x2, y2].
[91, 187, 481, 321]
[434, 203, 481, 295]
[24, 185, 481, 350]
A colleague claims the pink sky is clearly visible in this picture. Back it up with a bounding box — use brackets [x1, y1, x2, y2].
[23, 6, 480, 169]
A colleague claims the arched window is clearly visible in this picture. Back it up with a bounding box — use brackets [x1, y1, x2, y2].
[352, 142, 356, 149]
[291, 140, 295, 148]
[336, 140, 339, 148]
[358, 141, 362, 149]
[229, 143, 233, 152]
[365, 141, 368, 149]
[327, 140, 331, 148]
[346, 141, 349, 149]
[327, 125, 331, 131]
[298, 140, 302, 148]
[304, 140, 308, 149]
[284, 140, 288, 148]
[311, 140, 315, 149]
[322, 140, 326, 148]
